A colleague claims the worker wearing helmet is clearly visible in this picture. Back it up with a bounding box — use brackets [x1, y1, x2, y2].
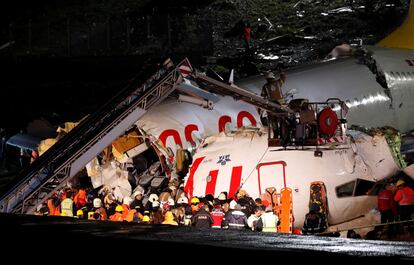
[394, 179, 414, 221]
[88, 198, 107, 220]
[109, 205, 125, 222]
[130, 190, 144, 209]
[172, 197, 187, 225]
[142, 215, 151, 223]
[60, 190, 76, 217]
[150, 201, 164, 224]
[122, 197, 133, 220]
[261, 71, 288, 141]
[190, 197, 200, 214]
[261, 71, 287, 105]
[76, 209, 84, 219]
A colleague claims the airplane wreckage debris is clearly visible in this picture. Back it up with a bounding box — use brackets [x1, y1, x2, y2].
[1, 56, 412, 239]
[31, 98, 407, 217]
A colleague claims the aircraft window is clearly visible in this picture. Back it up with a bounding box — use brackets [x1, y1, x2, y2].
[335, 181, 355, 198]
[354, 179, 375, 196]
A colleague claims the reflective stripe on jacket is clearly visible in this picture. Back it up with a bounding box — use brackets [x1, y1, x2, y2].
[61, 198, 74, 217]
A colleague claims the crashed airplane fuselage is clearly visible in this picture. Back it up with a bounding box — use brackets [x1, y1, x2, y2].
[183, 126, 401, 229]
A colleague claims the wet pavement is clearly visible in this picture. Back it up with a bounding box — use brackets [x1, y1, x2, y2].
[2, 213, 413, 262]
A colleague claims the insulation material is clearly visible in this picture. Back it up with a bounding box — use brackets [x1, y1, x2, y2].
[112, 131, 141, 155]
[56, 121, 80, 134]
[350, 129, 400, 180]
[38, 120, 81, 156]
[89, 162, 131, 201]
[38, 138, 57, 156]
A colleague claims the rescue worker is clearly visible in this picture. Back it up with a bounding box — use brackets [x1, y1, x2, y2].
[126, 205, 143, 222]
[218, 192, 230, 214]
[302, 204, 327, 235]
[257, 205, 278, 233]
[173, 196, 188, 225]
[60, 191, 76, 217]
[109, 205, 124, 222]
[147, 193, 159, 210]
[377, 183, 397, 223]
[142, 214, 151, 224]
[394, 179, 414, 221]
[236, 189, 256, 217]
[130, 190, 144, 209]
[89, 197, 108, 220]
[184, 198, 194, 226]
[261, 71, 288, 141]
[47, 193, 60, 216]
[151, 201, 164, 224]
[192, 203, 213, 228]
[73, 188, 87, 210]
[162, 211, 178, 226]
[225, 204, 248, 229]
[121, 196, 133, 220]
[190, 197, 200, 214]
[247, 207, 263, 231]
[211, 199, 226, 228]
[261, 71, 287, 105]
[76, 209, 84, 219]
[255, 198, 263, 208]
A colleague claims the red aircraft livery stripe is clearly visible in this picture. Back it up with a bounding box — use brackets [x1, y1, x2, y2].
[205, 170, 219, 196]
[179, 61, 192, 77]
[228, 166, 242, 199]
[184, 156, 205, 198]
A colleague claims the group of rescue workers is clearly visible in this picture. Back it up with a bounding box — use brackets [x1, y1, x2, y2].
[35, 169, 414, 239]
[38, 187, 298, 233]
[378, 178, 414, 224]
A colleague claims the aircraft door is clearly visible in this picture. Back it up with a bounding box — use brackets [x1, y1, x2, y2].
[256, 161, 287, 196]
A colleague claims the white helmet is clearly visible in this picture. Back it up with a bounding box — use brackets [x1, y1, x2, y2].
[123, 196, 133, 206]
[229, 200, 237, 210]
[152, 201, 160, 208]
[93, 198, 102, 208]
[167, 198, 175, 207]
[148, 193, 159, 203]
[178, 197, 188, 204]
[218, 193, 227, 201]
[132, 190, 143, 198]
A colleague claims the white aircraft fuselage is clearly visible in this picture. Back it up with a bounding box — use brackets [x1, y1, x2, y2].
[137, 45, 414, 154]
[183, 128, 399, 228]
[237, 46, 414, 134]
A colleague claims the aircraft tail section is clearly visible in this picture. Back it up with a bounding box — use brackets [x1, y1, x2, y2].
[377, 1, 414, 50]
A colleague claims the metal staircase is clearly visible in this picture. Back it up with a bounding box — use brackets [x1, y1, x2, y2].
[0, 58, 189, 214]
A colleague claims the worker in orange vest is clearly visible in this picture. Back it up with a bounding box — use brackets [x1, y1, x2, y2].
[74, 188, 87, 209]
[394, 179, 414, 221]
[109, 205, 124, 222]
